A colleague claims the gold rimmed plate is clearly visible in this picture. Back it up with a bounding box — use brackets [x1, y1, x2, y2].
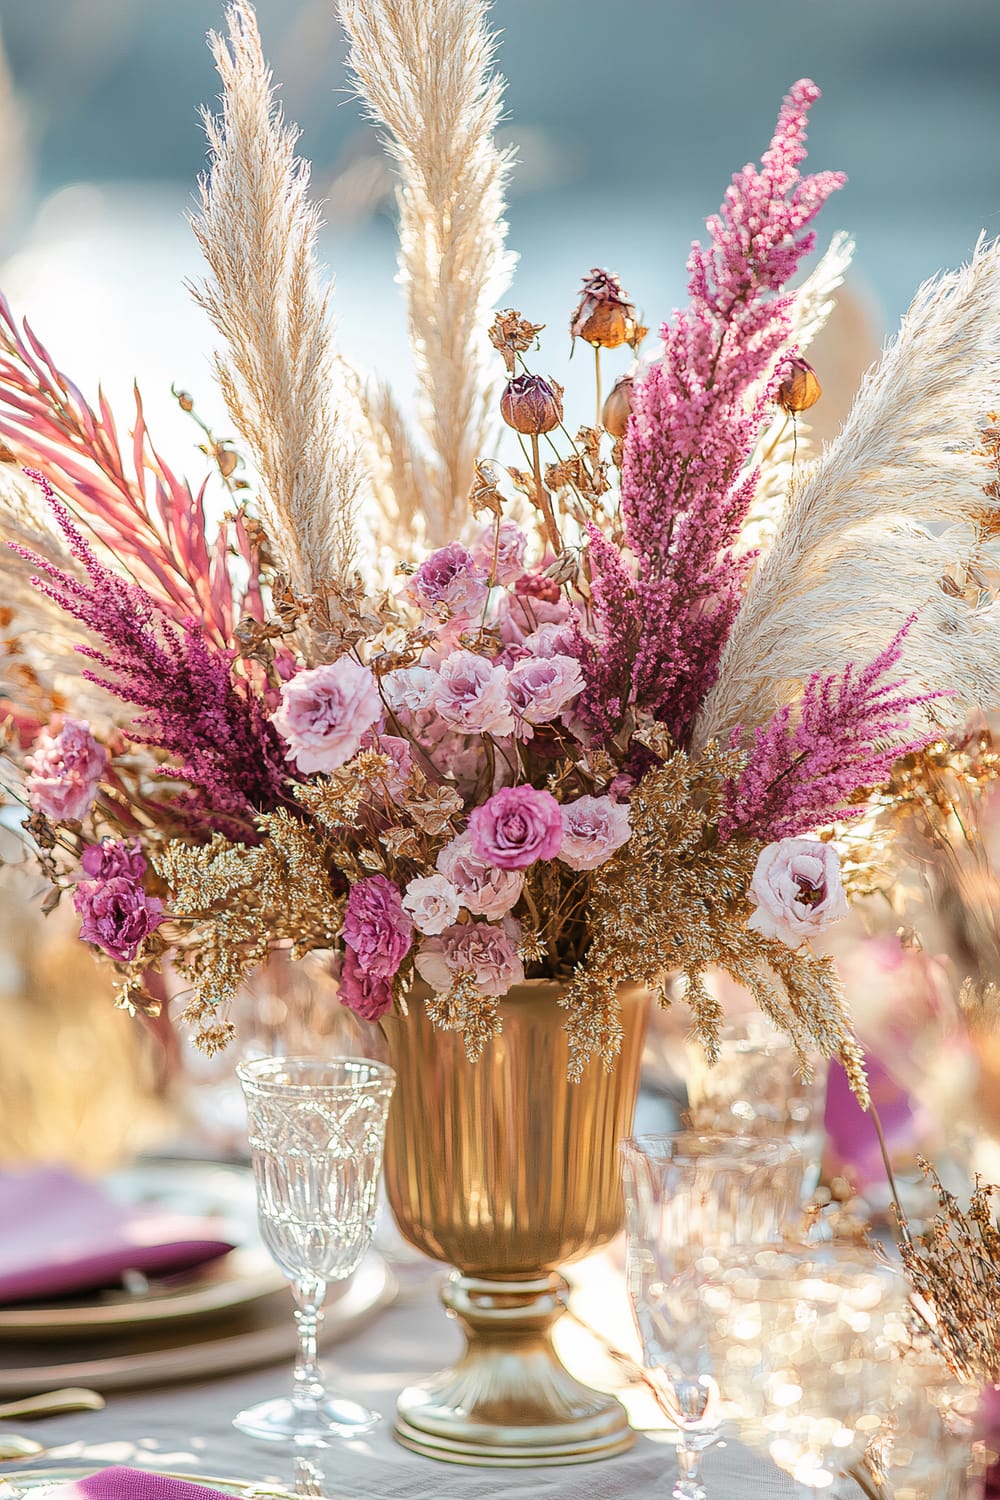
[0, 1252, 394, 1396]
[0, 1161, 284, 1342]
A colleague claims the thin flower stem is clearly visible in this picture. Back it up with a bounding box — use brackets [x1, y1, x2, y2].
[529, 433, 563, 555]
[869, 1092, 914, 1248]
[594, 344, 602, 429]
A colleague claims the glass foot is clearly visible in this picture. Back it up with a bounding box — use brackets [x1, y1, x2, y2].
[233, 1394, 381, 1445]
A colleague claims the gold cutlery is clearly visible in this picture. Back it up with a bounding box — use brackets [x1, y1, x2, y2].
[0, 1389, 105, 1421]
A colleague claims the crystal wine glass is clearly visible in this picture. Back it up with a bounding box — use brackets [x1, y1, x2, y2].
[620, 1131, 805, 1500]
[684, 1017, 829, 1201]
[234, 1054, 396, 1444]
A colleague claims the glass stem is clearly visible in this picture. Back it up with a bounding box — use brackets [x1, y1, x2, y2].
[673, 1441, 707, 1500]
[292, 1277, 326, 1410]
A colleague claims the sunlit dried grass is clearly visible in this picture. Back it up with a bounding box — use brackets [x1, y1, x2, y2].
[339, 0, 515, 548]
[190, 0, 361, 606]
[697, 236, 1000, 747]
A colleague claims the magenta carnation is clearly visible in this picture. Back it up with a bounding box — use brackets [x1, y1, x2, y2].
[272, 658, 382, 775]
[467, 785, 562, 870]
[74, 876, 164, 962]
[414, 920, 525, 998]
[338, 945, 394, 1021]
[80, 838, 147, 882]
[26, 718, 107, 823]
[342, 874, 413, 978]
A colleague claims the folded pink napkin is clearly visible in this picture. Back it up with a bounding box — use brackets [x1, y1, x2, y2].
[0, 1167, 235, 1304]
[41, 1467, 236, 1500]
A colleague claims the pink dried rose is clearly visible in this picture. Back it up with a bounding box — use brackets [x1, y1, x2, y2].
[747, 838, 849, 948]
[467, 785, 562, 870]
[406, 542, 489, 623]
[436, 830, 524, 919]
[401, 873, 463, 936]
[73, 876, 164, 963]
[272, 658, 382, 775]
[522, 621, 579, 659]
[471, 520, 528, 586]
[506, 654, 584, 730]
[343, 874, 413, 978]
[358, 731, 413, 796]
[338, 945, 394, 1021]
[413, 919, 525, 997]
[26, 718, 107, 823]
[81, 838, 147, 882]
[432, 650, 515, 737]
[558, 794, 632, 872]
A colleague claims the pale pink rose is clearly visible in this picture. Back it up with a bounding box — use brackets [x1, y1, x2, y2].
[406, 543, 489, 622]
[402, 873, 463, 936]
[522, 621, 579, 658]
[26, 718, 107, 823]
[471, 520, 528, 585]
[343, 874, 413, 978]
[747, 839, 849, 948]
[384, 665, 437, 715]
[467, 785, 562, 869]
[507, 654, 584, 729]
[358, 731, 413, 796]
[273, 658, 381, 774]
[436, 831, 524, 919]
[558, 794, 632, 872]
[432, 650, 515, 737]
[414, 920, 525, 998]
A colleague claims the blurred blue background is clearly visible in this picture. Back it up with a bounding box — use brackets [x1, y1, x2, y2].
[0, 0, 998, 452]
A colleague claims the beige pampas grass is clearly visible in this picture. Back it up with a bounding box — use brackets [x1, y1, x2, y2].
[338, 0, 515, 549]
[696, 236, 1000, 749]
[190, 0, 361, 602]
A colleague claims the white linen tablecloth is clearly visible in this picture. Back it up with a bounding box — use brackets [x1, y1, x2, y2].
[5, 1268, 864, 1499]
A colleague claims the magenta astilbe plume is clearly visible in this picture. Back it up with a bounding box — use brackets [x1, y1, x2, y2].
[570, 523, 643, 744]
[719, 623, 941, 843]
[13, 472, 292, 835]
[578, 80, 844, 747]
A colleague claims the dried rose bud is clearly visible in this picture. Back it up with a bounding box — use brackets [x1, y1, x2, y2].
[175, 389, 194, 412]
[514, 571, 562, 605]
[602, 375, 634, 437]
[777, 357, 821, 413]
[500, 374, 564, 435]
[571, 268, 639, 350]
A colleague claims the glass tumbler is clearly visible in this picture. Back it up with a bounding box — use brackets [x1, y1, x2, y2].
[234, 1055, 396, 1445]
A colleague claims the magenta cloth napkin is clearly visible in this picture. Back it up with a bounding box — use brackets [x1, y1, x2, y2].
[0, 1167, 235, 1304]
[42, 1468, 236, 1500]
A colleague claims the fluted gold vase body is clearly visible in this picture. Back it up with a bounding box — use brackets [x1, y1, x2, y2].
[380, 980, 649, 1466]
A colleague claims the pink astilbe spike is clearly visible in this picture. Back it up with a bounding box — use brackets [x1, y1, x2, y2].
[13, 471, 293, 838]
[719, 622, 942, 842]
[0, 296, 251, 645]
[576, 81, 843, 747]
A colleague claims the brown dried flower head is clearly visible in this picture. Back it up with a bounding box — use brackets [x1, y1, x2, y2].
[777, 356, 822, 413]
[602, 374, 635, 437]
[500, 373, 564, 435]
[489, 309, 545, 373]
[468, 459, 504, 519]
[570, 268, 644, 350]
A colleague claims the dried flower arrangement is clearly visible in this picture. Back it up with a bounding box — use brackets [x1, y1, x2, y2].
[2, 0, 1000, 1093]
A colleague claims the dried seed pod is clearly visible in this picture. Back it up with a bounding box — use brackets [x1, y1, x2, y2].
[571, 268, 640, 350]
[777, 357, 821, 413]
[602, 374, 634, 437]
[500, 374, 564, 435]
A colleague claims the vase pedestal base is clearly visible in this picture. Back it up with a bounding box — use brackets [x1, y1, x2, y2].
[393, 1271, 634, 1467]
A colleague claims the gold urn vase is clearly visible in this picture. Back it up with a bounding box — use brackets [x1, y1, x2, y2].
[379, 979, 649, 1466]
